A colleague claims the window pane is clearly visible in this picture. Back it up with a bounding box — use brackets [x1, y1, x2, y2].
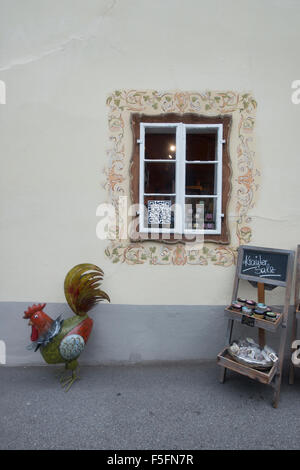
[185, 197, 217, 231]
[144, 196, 175, 229]
[145, 127, 176, 160]
[144, 162, 175, 194]
[186, 128, 217, 161]
[185, 163, 216, 195]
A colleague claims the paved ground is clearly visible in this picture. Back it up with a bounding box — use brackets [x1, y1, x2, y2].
[0, 362, 300, 450]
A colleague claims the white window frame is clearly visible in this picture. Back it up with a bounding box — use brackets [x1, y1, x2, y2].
[139, 122, 223, 235]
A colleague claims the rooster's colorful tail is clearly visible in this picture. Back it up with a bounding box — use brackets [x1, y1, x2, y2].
[64, 264, 110, 316]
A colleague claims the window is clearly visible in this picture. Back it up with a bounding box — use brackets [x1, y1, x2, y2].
[130, 113, 232, 244]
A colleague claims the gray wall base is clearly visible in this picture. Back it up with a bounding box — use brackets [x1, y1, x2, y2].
[0, 303, 294, 366]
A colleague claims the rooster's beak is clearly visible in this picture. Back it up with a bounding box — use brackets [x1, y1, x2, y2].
[28, 320, 33, 326]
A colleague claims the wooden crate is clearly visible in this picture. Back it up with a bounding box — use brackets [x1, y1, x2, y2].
[224, 306, 282, 332]
[217, 347, 278, 385]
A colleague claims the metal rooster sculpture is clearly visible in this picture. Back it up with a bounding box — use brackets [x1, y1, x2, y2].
[23, 264, 110, 391]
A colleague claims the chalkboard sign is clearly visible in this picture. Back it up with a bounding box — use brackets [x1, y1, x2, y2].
[238, 245, 294, 287]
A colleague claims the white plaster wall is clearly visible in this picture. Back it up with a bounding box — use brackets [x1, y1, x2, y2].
[1, 0, 300, 305]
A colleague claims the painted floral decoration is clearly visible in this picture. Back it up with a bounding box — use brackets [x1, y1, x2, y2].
[104, 90, 259, 266]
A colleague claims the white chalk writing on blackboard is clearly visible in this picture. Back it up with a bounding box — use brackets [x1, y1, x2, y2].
[243, 255, 280, 277]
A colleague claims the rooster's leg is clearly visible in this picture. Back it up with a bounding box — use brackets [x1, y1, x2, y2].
[62, 370, 79, 392]
[55, 363, 69, 382]
[54, 365, 68, 381]
[60, 360, 80, 392]
[59, 370, 70, 383]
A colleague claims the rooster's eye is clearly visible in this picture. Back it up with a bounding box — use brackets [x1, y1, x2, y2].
[34, 314, 38, 319]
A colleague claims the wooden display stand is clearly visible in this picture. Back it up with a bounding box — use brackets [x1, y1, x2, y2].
[289, 244, 300, 385]
[217, 245, 294, 408]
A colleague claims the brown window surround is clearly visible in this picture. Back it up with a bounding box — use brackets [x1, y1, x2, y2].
[130, 113, 232, 244]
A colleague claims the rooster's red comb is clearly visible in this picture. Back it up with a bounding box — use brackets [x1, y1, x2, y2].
[23, 303, 46, 319]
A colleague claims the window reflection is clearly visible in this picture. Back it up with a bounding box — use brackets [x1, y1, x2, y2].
[185, 164, 216, 195]
[186, 129, 217, 161]
[145, 127, 176, 160]
[144, 162, 175, 194]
